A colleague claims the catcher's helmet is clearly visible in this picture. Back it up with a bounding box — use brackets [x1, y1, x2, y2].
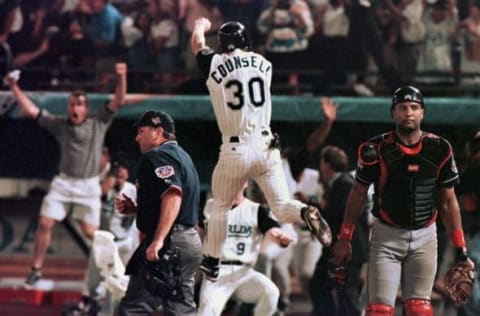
[218, 21, 250, 52]
[391, 85, 424, 110]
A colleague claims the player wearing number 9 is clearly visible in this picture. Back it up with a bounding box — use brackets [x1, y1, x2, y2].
[197, 184, 293, 315]
[191, 17, 332, 283]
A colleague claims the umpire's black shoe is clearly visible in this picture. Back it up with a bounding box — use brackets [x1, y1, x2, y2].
[301, 205, 332, 247]
[200, 255, 220, 282]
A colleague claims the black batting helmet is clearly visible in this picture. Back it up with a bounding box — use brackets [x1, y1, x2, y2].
[218, 21, 250, 52]
[391, 85, 424, 111]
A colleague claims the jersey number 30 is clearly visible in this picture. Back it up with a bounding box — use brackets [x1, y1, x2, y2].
[225, 77, 265, 110]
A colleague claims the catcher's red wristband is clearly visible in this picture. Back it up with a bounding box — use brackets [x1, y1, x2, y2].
[450, 229, 466, 248]
[338, 223, 355, 241]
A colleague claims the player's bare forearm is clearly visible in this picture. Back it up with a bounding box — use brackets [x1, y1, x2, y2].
[342, 181, 369, 225]
[266, 227, 292, 247]
[107, 63, 127, 112]
[191, 17, 211, 55]
[305, 97, 337, 153]
[439, 187, 464, 233]
[7, 78, 40, 118]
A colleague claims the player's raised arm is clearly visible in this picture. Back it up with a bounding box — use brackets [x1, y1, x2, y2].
[106, 62, 127, 113]
[190, 17, 211, 55]
[4, 71, 40, 119]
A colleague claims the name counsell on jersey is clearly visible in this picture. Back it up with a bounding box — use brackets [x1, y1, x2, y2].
[210, 55, 271, 84]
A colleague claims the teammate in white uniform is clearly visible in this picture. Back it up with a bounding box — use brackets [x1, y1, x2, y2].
[197, 185, 293, 316]
[191, 17, 332, 281]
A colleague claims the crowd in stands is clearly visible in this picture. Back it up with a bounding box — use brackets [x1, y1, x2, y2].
[1, 0, 480, 96]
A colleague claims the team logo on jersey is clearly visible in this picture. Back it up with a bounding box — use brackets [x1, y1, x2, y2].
[155, 165, 175, 179]
[407, 164, 419, 172]
[227, 224, 253, 237]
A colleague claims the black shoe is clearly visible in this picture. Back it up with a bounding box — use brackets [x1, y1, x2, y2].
[61, 296, 99, 316]
[23, 267, 42, 289]
[301, 205, 332, 246]
[199, 255, 219, 282]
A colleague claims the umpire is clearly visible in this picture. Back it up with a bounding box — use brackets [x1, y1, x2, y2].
[116, 110, 203, 315]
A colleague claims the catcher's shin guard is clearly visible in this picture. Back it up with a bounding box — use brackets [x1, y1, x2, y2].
[402, 299, 432, 316]
[366, 303, 394, 316]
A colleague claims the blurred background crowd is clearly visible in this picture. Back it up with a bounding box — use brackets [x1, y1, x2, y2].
[1, 0, 480, 96]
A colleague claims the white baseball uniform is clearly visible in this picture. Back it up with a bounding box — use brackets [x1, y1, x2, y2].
[196, 48, 306, 258]
[197, 198, 281, 316]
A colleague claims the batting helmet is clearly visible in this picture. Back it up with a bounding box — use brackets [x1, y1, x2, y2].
[218, 21, 250, 52]
[391, 86, 424, 111]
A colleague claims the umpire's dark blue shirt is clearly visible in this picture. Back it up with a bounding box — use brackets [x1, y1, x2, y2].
[135, 140, 200, 237]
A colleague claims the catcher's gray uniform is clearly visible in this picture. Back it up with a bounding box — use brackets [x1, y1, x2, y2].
[197, 198, 282, 316]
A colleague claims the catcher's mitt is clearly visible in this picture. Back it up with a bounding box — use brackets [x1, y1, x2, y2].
[444, 258, 476, 305]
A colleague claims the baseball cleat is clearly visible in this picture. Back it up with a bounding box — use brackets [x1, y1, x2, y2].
[301, 206, 332, 246]
[199, 255, 220, 282]
[23, 267, 42, 290]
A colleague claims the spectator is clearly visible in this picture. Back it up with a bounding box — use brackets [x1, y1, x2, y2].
[416, 0, 459, 85]
[344, 0, 402, 93]
[216, 0, 270, 48]
[79, 0, 124, 76]
[0, 0, 20, 45]
[456, 0, 480, 82]
[383, 0, 425, 83]
[147, 0, 180, 93]
[121, 10, 152, 92]
[52, 18, 97, 84]
[257, 0, 314, 93]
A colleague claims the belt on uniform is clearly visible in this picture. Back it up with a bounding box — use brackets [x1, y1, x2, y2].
[229, 130, 270, 143]
[171, 223, 194, 232]
[221, 260, 247, 266]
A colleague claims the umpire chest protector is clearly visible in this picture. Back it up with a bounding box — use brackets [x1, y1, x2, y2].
[358, 132, 458, 229]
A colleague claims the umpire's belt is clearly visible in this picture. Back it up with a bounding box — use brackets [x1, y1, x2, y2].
[171, 223, 194, 232]
[228, 130, 270, 143]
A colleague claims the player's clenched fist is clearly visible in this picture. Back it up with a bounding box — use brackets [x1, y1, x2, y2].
[115, 62, 127, 76]
[194, 17, 211, 32]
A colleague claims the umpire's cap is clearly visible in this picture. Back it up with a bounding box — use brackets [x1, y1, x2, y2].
[134, 110, 175, 134]
[391, 85, 424, 111]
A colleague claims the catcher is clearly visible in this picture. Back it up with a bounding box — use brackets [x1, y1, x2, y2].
[331, 86, 476, 315]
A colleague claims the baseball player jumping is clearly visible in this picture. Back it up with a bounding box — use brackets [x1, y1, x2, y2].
[197, 183, 293, 316]
[191, 17, 332, 282]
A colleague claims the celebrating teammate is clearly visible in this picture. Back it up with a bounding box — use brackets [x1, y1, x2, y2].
[190, 17, 332, 282]
[197, 183, 293, 316]
[4, 63, 127, 289]
[331, 86, 475, 315]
